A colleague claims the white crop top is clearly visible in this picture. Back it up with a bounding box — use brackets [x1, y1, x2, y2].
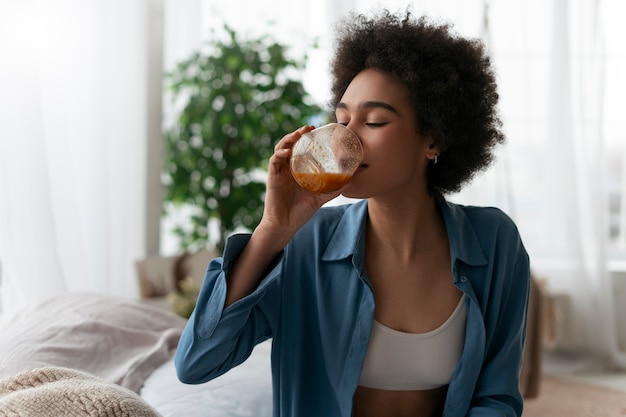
[358, 295, 467, 391]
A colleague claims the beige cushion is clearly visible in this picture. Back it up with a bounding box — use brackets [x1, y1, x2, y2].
[135, 250, 217, 299]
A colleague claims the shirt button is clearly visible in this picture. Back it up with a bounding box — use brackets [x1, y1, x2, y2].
[460, 275, 468, 283]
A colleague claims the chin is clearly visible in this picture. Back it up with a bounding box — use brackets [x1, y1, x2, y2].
[340, 185, 369, 200]
[340, 172, 373, 200]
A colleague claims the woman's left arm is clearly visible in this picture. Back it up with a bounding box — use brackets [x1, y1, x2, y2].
[468, 239, 531, 417]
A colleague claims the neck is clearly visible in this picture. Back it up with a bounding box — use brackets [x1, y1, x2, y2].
[366, 192, 445, 260]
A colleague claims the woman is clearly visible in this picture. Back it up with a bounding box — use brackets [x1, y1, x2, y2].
[175, 9, 530, 417]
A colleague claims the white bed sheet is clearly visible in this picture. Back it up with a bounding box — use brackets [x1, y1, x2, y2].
[140, 340, 273, 417]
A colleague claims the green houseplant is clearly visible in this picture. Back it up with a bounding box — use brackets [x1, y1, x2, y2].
[163, 25, 323, 252]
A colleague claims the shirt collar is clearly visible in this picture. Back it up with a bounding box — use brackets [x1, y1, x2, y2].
[437, 195, 488, 267]
[321, 197, 488, 267]
[322, 200, 368, 262]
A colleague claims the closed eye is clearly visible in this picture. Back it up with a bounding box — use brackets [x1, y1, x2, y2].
[366, 122, 387, 127]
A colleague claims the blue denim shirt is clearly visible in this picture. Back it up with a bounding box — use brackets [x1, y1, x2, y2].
[175, 198, 530, 417]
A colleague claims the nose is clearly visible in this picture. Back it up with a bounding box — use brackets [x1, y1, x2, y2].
[345, 121, 358, 135]
[342, 123, 362, 145]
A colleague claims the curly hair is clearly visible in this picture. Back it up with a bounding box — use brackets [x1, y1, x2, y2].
[329, 9, 505, 194]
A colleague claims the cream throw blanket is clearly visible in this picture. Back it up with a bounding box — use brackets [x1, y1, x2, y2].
[0, 367, 161, 417]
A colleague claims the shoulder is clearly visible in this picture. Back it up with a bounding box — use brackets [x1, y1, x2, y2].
[447, 199, 513, 222]
[445, 200, 522, 241]
[441, 199, 529, 269]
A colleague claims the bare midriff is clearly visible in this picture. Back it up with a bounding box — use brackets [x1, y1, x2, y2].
[352, 385, 448, 417]
[291, 171, 351, 193]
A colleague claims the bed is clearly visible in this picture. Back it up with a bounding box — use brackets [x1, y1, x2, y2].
[0, 293, 272, 417]
[0, 277, 545, 416]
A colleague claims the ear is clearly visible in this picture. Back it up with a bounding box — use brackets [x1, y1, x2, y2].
[425, 138, 440, 163]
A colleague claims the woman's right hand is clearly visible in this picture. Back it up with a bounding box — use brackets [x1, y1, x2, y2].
[255, 125, 341, 248]
[223, 126, 342, 306]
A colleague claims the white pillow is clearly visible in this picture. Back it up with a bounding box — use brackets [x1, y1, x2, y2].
[0, 293, 187, 393]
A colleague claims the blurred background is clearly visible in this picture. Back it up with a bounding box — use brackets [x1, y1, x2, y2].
[1, 0, 625, 369]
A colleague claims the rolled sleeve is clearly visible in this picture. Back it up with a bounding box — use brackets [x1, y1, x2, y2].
[174, 233, 283, 384]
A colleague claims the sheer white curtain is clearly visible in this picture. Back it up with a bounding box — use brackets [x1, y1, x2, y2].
[0, 0, 152, 313]
[539, 0, 625, 367]
[452, 0, 626, 368]
[539, 0, 622, 366]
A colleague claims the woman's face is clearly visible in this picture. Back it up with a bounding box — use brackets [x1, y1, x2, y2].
[335, 69, 435, 200]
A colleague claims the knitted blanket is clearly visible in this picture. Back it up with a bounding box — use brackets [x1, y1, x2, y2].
[0, 367, 161, 417]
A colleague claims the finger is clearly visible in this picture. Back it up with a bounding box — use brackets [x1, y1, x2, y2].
[268, 145, 293, 174]
[274, 125, 315, 153]
[269, 147, 291, 164]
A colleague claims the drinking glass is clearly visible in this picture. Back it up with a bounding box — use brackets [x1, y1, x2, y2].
[290, 123, 363, 193]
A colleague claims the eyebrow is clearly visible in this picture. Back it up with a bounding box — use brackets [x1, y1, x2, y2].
[336, 101, 400, 115]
